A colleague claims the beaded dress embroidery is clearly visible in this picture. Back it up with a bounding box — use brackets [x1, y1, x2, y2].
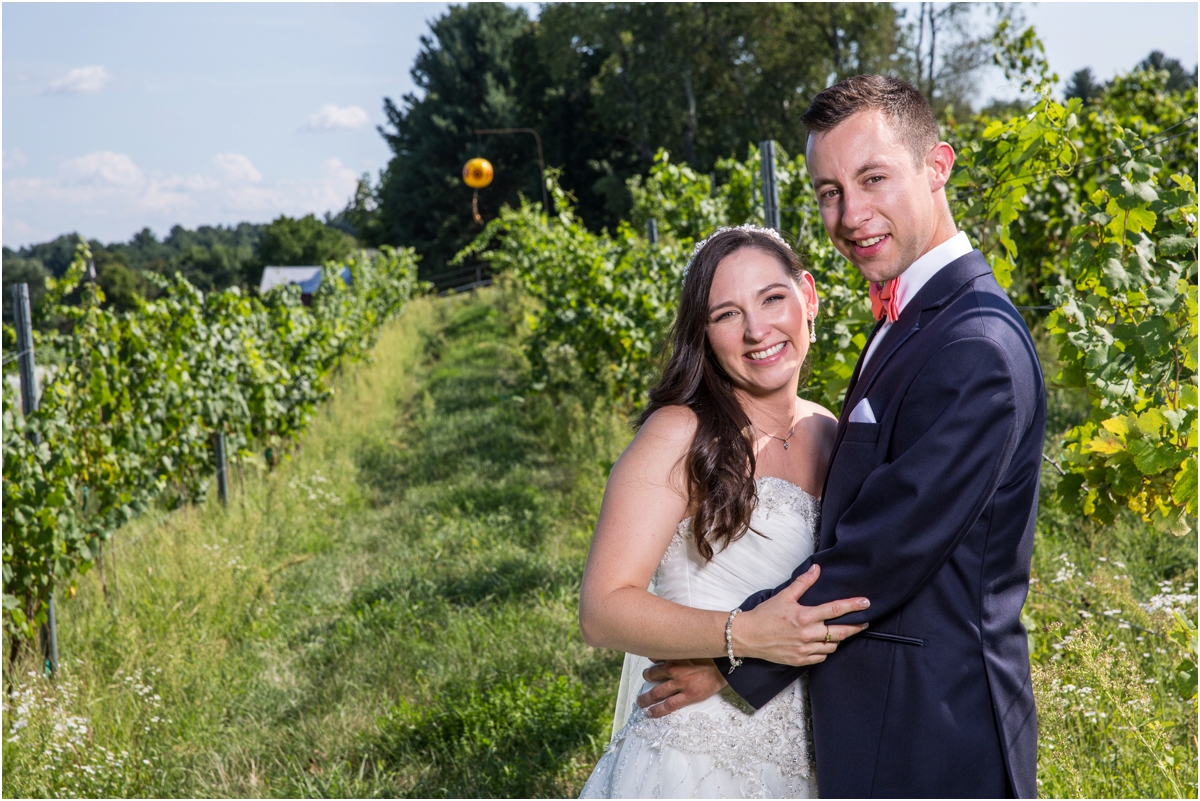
[580, 477, 820, 799]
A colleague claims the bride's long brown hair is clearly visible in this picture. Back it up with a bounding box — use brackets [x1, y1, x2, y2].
[637, 228, 809, 562]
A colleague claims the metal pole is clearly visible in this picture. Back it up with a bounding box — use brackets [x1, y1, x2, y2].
[759, 140, 780, 231]
[646, 218, 659, 245]
[473, 128, 550, 214]
[12, 283, 57, 676]
[214, 432, 229, 507]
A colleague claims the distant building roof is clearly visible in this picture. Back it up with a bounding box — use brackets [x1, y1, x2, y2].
[259, 266, 352, 295]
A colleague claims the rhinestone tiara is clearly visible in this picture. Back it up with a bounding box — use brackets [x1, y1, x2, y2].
[681, 224, 789, 286]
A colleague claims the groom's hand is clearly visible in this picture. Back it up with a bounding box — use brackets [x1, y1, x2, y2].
[636, 659, 728, 719]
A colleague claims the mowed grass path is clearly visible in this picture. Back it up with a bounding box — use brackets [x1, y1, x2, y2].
[3, 289, 626, 797]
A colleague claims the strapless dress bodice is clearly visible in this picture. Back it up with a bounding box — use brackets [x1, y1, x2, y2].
[653, 475, 821, 611]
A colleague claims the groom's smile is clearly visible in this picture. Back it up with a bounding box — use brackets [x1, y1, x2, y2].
[850, 233, 891, 259]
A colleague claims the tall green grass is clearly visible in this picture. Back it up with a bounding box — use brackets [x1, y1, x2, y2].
[1027, 490, 1197, 797]
[3, 287, 1195, 798]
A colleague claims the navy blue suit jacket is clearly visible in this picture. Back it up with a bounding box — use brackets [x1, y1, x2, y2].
[716, 251, 1044, 798]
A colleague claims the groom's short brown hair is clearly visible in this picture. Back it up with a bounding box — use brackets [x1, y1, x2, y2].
[802, 75, 940, 166]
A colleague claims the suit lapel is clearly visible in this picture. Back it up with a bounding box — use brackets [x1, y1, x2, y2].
[837, 320, 883, 422]
[828, 318, 887, 446]
[843, 304, 922, 413]
[819, 321, 883, 503]
[825, 250, 995, 468]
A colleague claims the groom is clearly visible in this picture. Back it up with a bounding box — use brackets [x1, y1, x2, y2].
[641, 75, 1044, 797]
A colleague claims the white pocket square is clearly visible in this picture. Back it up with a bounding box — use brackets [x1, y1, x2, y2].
[848, 398, 877, 424]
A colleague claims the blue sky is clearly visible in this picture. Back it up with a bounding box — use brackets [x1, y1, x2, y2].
[3, 2, 1196, 249]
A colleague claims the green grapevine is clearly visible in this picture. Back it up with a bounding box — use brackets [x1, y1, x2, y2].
[2, 245, 422, 640]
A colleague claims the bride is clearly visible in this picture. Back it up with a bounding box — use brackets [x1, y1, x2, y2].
[578, 226, 870, 798]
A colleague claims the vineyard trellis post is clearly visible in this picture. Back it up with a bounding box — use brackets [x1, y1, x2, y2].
[759, 140, 780, 231]
[12, 281, 58, 676]
[214, 432, 229, 507]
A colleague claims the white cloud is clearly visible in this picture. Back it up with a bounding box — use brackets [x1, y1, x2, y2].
[3, 148, 28, 170]
[220, 157, 357, 213]
[3, 150, 364, 247]
[213, 153, 263, 183]
[301, 104, 369, 132]
[60, 151, 144, 186]
[47, 65, 111, 95]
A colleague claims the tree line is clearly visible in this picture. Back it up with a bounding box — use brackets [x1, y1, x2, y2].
[2, 214, 357, 323]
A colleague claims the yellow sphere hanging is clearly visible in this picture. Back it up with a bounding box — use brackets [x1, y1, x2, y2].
[463, 158, 494, 188]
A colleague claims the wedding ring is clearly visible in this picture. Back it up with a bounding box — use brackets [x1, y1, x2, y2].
[824, 625, 832, 643]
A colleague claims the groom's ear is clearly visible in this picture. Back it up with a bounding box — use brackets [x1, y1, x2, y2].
[927, 142, 956, 193]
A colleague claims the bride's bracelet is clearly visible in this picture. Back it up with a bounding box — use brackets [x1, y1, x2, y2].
[725, 609, 744, 673]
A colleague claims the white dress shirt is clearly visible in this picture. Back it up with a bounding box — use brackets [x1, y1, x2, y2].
[858, 231, 974, 372]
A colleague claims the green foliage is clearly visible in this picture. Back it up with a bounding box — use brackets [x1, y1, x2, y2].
[371, 2, 904, 272]
[2, 243, 420, 641]
[458, 147, 872, 412]
[94, 257, 152, 311]
[253, 214, 357, 276]
[117, 223, 265, 278]
[899, 3, 1020, 118]
[4, 234, 84, 279]
[1046, 136, 1198, 534]
[1138, 51, 1199, 95]
[456, 171, 685, 408]
[2, 385, 83, 639]
[4, 223, 276, 320]
[374, 3, 539, 271]
[0, 252, 51, 322]
[951, 90, 1081, 289]
[950, 29, 1197, 309]
[1168, 613, 1198, 714]
[1065, 68, 1104, 105]
[943, 27, 1199, 535]
[536, 3, 898, 170]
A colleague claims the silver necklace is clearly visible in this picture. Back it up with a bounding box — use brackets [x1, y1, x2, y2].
[763, 425, 796, 450]
[753, 402, 800, 451]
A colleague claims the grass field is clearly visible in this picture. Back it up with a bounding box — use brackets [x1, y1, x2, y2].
[3, 286, 1196, 798]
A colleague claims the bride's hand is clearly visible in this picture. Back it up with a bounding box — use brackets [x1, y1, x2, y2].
[735, 564, 870, 666]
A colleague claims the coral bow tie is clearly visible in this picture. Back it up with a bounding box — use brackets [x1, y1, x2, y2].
[869, 279, 900, 323]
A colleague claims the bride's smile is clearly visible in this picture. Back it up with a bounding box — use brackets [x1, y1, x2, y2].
[745, 340, 787, 362]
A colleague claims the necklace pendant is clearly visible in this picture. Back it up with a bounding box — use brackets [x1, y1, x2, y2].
[783, 441, 789, 450]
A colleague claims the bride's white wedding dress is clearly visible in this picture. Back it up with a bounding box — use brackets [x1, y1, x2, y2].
[580, 476, 820, 799]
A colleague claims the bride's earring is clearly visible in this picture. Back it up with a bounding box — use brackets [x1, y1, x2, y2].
[809, 313, 817, 343]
